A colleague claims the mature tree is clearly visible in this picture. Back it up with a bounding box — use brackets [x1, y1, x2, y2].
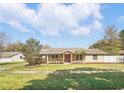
[20, 38, 43, 66]
[4, 41, 23, 52]
[89, 25, 121, 55]
[119, 29, 124, 50]
[0, 32, 9, 58]
[89, 39, 110, 51]
[75, 49, 86, 62]
[42, 44, 50, 49]
[4, 43, 50, 52]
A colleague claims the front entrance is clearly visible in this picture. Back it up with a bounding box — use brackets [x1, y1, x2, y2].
[64, 54, 71, 63]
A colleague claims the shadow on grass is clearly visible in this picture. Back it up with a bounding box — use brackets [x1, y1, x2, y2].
[21, 67, 124, 90]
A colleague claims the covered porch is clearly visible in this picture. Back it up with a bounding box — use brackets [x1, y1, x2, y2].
[40, 51, 85, 64]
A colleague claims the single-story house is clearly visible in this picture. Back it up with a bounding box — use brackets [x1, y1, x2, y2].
[40, 48, 124, 64]
[0, 52, 24, 63]
[40, 48, 106, 64]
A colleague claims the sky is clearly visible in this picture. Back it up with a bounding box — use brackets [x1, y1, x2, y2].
[0, 3, 124, 48]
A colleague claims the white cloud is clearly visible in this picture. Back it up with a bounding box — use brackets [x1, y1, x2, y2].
[8, 21, 29, 32]
[69, 4, 102, 20]
[37, 4, 79, 35]
[0, 16, 4, 21]
[0, 3, 103, 36]
[72, 27, 91, 35]
[0, 4, 38, 32]
[91, 20, 102, 30]
[118, 16, 124, 21]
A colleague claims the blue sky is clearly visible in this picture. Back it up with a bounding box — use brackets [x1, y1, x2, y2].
[0, 3, 124, 48]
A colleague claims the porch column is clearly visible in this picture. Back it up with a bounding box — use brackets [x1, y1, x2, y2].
[63, 53, 64, 63]
[46, 55, 48, 63]
[71, 53, 72, 63]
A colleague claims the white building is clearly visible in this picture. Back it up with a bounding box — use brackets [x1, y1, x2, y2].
[0, 52, 24, 63]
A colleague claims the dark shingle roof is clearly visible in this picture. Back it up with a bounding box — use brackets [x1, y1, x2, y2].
[40, 48, 106, 55]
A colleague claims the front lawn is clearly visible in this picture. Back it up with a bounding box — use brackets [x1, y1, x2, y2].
[0, 62, 25, 72]
[0, 62, 124, 90]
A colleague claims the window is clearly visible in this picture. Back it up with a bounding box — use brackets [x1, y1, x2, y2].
[76, 55, 82, 60]
[76, 55, 79, 60]
[79, 55, 82, 60]
[51, 54, 58, 59]
[55, 55, 58, 58]
[52, 55, 54, 59]
[93, 55, 98, 60]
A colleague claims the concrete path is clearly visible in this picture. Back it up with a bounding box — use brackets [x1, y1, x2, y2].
[13, 70, 123, 74]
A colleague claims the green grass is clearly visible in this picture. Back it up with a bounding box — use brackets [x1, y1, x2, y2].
[0, 62, 124, 90]
[0, 62, 25, 69]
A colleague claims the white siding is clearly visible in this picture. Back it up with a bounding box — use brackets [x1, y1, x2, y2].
[83, 55, 124, 63]
[117, 56, 124, 62]
[83, 55, 104, 63]
[0, 53, 24, 63]
[104, 55, 124, 63]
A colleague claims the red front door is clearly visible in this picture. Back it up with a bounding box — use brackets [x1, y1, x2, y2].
[64, 54, 71, 62]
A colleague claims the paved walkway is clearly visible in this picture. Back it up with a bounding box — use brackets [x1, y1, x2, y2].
[13, 70, 123, 74]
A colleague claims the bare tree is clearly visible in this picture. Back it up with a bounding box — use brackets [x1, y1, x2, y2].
[0, 32, 8, 58]
[89, 25, 121, 55]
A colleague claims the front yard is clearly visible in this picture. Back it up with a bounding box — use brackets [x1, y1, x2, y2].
[0, 62, 124, 90]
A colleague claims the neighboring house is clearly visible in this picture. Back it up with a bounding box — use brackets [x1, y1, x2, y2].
[40, 48, 106, 64]
[0, 52, 24, 63]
